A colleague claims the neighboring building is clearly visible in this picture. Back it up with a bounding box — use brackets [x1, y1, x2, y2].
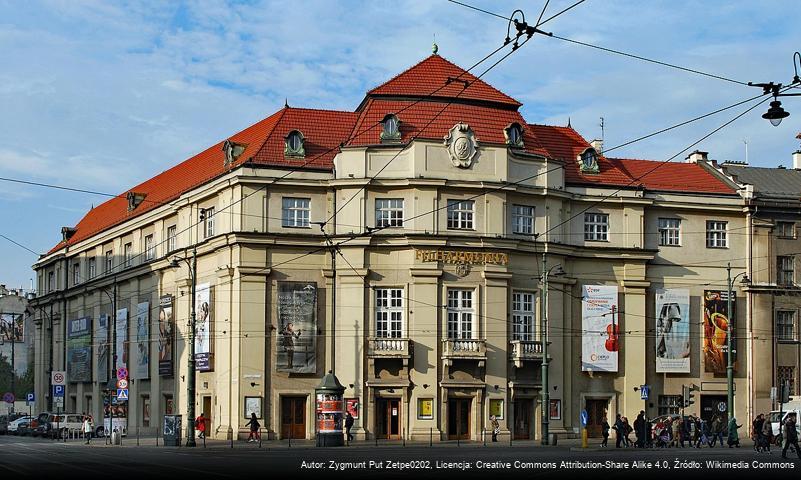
[31, 53, 763, 442]
[0, 284, 35, 413]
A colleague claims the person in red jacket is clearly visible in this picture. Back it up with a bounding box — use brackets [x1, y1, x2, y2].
[195, 413, 207, 439]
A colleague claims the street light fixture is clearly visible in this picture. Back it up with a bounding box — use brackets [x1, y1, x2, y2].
[540, 256, 565, 446]
[748, 53, 801, 126]
[762, 100, 790, 126]
[171, 244, 198, 447]
[725, 263, 750, 422]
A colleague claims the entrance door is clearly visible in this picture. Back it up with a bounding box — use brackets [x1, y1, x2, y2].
[514, 400, 532, 439]
[376, 398, 401, 439]
[586, 399, 608, 438]
[447, 398, 471, 440]
[281, 397, 306, 439]
[202, 396, 211, 434]
[700, 395, 728, 423]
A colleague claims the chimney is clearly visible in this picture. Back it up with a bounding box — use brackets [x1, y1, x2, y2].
[685, 150, 708, 163]
[793, 150, 801, 170]
[590, 139, 603, 154]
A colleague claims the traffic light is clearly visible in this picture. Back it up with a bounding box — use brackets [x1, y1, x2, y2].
[781, 380, 791, 404]
[682, 384, 699, 408]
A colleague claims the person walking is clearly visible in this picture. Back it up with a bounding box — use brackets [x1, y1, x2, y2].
[622, 416, 632, 447]
[727, 417, 742, 448]
[634, 411, 646, 448]
[753, 414, 765, 452]
[490, 415, 500, 442]
[710, 415, 724, 447]
[601, 417, 610, 447]
[82, 416, 92, 445]
[782, 413, 800, 459]
[195, 412, 207, 440]
[345, 412, 354, 443]
[614, 414, 625, 448]
[245, 412, 260, 443]
[761, 414, 773, 454]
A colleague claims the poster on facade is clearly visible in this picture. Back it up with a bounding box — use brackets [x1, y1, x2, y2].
[158, 295, 174, 377]
[67, 316, 92, 382]
[97, 314, 109, 383]
[581, 285, 619, 372]
[655, 288, 691, 373]
[0, 313, 23, 342]
[315, 392, 343, 433]
[276, 282, 317, 373]
[115, 308, 128, 372]
[703, 290, 736, 374]
[134, 301, 149, 379]
[195, 283, 213, 372]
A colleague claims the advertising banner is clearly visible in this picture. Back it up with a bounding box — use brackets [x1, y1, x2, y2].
[134, 302, 149, 379]
[195, 284, 213, 372]
[655, 289, 691, 373]
[115, 308, 128, 372]
[703, 290, 736, 374]
[276, 282, 317, 373]
[67, 316, 92, 382]
[0, 313, 23, 342]
[316, 393, 343, 433]
[581, 285, 619, 372]
[97, 314, 109, 383]
[158, 295, 174, 376]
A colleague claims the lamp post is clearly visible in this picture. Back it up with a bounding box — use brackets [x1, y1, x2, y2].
[540, 253, 565, 446]
[725, 262, 750, 421]
[171, 245, 198, 447]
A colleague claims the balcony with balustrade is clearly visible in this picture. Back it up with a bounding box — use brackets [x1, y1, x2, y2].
[368, 337, 411, 359]
[441, 338, 487, 363]
[509, 339, 543, 368]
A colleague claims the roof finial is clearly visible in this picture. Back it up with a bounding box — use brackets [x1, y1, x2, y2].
[567, 117, 571, 128]
[432, 34, 438, 55]
[284, 98, 289, 108]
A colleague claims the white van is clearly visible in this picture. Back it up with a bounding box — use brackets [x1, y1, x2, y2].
[767, 409, 800, 444]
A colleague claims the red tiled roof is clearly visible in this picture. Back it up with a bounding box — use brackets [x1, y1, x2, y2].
[608, 157, 736, 194]
[366, 55, 522, 108]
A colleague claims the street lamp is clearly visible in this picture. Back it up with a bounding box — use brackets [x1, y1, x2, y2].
[171, 245, 198, 447]
[748, 53, 801, 127]
[725, 263, 750, 422]
[540, 255, 565, 446]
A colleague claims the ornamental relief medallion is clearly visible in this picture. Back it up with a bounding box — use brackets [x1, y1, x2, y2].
[444, 122, 479, 168]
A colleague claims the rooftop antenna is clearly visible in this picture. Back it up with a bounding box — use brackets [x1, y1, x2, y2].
[743, 139, 748, 164]
[599, 117, 605, 143]
[432, 33, 438, 55]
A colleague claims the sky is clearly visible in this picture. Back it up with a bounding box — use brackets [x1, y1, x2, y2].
[1, 0, 800, 290]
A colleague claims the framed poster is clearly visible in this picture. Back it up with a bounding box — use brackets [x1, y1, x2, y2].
[655, 289, 691, 373]
[417, 398, 433, 420]
[276, 282, 317, 373]
[67, 316, 92, 382]
[0, 313, 23, 342]
[195, 284, 213, 371]
[549, 399, 561, 420]
[346, 398, 359, 419]
[115, 308, 128, 372]
[158, 295, 174, 376]
[244, 396, 262, 419]
[581, 285, 619, 372]
[703, 290, 736, 373]
[134, 302, 149, 380]
[489, 399, 504, 419]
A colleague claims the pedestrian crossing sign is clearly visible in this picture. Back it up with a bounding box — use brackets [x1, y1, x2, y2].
[117, 389, 129, 401]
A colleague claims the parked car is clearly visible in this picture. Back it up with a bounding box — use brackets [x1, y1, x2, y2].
[45, 413, 85, 439]
[767, 409, 801, 445]
[0, 415, 8, 434]
[8, 415, 35, 435]
[31, 412, 53, 437]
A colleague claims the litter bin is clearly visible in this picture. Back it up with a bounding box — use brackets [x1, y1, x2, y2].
[549, 433, 558, 446]
[111, 429, 122, 445]
[163, 415, 182, 446]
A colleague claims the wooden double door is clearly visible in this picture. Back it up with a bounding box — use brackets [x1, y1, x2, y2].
[447, 398, 471, 440]
[514, 399, 533, 439]
[281, 397, 306, 439]
[376, 398, 401, 439]
[585, 399, 608, 438]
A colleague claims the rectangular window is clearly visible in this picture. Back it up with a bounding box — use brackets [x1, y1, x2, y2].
[447, 200, 474, 230]
[48, 272, 55, 292]
[778, 366, 796, 396]
[124, 243, 133, 267]
[778, 256, 795, 286]
[375, 288, 403, 338]
[167, 226, 177, 253]
[72, 262, 80, 286]
[658, 395, 682, 416]
[512, 205, 534, 235]
[706, 220, 728, 248]
[105, 250, 113, 274]
[447, 288, 474, 339]
[658, 218, 681, 246]
[204, 207, 215, 238]
[777, 221, 796, 239]
[777, 311, 796, 341]
[584, 213, 609, 241]
[282, 198, 311, 228]
[375, 199, 404, 228]
[144, 234, 155, 261]
[511, 291, 535, 341]
[88, 258, 96, 279]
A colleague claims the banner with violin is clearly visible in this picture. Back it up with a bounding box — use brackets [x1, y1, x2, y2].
[655, 289, 690, 373]
[703, 290, 736, 374]
[581, 285, 619, 372]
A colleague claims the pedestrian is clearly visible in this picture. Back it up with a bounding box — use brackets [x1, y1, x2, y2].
[245, 412, 260, 443]
[710, 415, 724, 447]
[623, 416, 632, 447]
[727, 417, 742, 448]
[692, 416, 702, 448]
[634, 411, 646, 448]
[82, 416, 92, 445]
[195, 412, 207, 439]
[670, 418, 682, 448]
[614, 413, 625, 448]
[601, 416, 610, 447]
[782, 413, 800, 459]
[490, 415, 500, 442]
[345, 412, 354, 443]
[753, 414, 765, 452]
[761, 414, 773, 453]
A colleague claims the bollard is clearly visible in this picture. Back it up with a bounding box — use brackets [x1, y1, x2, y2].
[509, 430, 512, 447]
[137, 427, 140, 446]
[259, 428, 262, 448]
[483, 429, 486, 447]
[156, 427, 159, 447]
[429, 427, 432, 447]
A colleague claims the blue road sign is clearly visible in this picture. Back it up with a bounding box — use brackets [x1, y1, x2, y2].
[580, 409, 588, 427]
[53, 385, 65, 397]
[26, 392, 35, 403]
[640, 385, 650, 400]
[117, 389, 129, 401]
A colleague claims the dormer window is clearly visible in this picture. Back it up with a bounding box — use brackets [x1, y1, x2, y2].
[578, 148, 599, 173]
[222, 139, 246, 166]
[284, 130, 305, 157]
[504, 123, 524, 148]
[380, 114, 401, 142]
[127, 191, 147, 211]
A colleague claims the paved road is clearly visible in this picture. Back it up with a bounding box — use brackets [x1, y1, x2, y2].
[0, 434, 798, 479]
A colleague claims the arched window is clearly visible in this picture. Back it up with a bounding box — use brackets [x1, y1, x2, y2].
[380, 114, 401, 142]
[284, 130, 305, 157]
[504, 123, 524, 148]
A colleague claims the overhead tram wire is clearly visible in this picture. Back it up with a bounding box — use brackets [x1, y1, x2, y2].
[0, 233, 40, 256]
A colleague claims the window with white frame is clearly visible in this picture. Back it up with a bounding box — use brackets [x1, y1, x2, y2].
[584, 213, 609, 241]
[511, 291, 535, 341]
[778, 256, 795, 286]
[144, 234, 155, 261]
[124, 243, 133, 267]
[282, 198, 311, 228]
[72, 262, 80, 286]
[105, 250, 113, 274]
[658, 218, 681, 246]
[658, 395, 682, 415]
[447, 288, 475, 339]
[512, 205, 534, 235]
[706, 220, 728, 248]
[447, 200, 474, 230]
[167, 225, 177, 252]
[777, 311, 796, 341]
[375, 199, 404, 228]
[375, 288, 403, 338]
[777, 221, 796, 239]
[88, 258, 96, 279]
[204, 207, 215, 238]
